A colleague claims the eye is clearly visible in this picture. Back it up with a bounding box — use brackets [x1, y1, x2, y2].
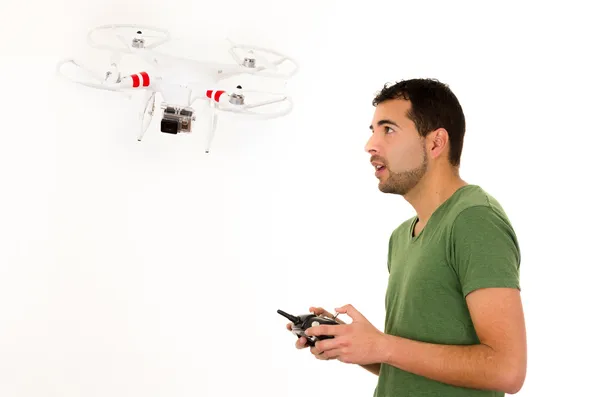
[384, 126, 394, 133]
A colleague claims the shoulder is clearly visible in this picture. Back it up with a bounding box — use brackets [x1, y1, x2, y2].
[389, 216, 415, 242]
[438, 185, 514, 230]
[449, 185, 516, 235]
[445, 186, 522, 296]
[447, 185, 521, 263]
[438, 185, 520, 256]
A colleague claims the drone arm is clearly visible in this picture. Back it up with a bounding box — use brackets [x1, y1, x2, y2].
[56, 59, 156, 94]
[188, 86, 228, 106]
[189, 94, 209, 104]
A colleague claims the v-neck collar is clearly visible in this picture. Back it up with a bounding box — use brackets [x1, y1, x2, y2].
[407, 184, 474, 242]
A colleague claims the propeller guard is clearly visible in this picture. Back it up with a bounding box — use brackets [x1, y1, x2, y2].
[205, 88, 293, 119]
[87, 24, 171, 53]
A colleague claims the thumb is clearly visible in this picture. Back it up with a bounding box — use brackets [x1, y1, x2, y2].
[334, 304, 365, 321]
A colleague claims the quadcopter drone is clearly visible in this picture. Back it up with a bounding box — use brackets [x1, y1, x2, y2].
[56, 24, 299, 152]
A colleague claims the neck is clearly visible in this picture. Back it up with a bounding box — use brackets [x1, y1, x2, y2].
[403, 165, 468, 224]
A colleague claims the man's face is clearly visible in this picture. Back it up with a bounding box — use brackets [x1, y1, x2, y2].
[365, 99, 428, 195]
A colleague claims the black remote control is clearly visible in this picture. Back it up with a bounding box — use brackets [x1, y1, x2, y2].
[278, 309, 339, 347]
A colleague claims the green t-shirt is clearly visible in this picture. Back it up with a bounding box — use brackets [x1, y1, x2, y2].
[373, 184, 521, 397]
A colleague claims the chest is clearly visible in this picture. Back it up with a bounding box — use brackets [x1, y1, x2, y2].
[384, 235, 474, 342]
[385, 230, 464, 315]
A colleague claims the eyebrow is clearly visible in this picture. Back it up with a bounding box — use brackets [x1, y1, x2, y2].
[369, 119, 399, 130]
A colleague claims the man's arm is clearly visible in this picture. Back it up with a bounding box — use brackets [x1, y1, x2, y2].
[377, 287, 527, 394]
[359, 363, 381, 375]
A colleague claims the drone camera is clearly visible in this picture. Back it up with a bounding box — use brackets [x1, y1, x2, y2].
[160, 103, 195, 134]
[160, 118, 179, 134]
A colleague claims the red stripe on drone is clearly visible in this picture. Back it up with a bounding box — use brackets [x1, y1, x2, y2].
[206, 90, 226, 102]
[140, 72, 150, 87]
[130, 74, 140, 87]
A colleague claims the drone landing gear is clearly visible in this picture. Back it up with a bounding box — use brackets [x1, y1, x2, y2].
[205, 102, 219, 153]
[138, 91, 156, 141]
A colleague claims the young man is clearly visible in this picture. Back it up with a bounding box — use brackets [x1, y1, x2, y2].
[288, 78, 527, 396]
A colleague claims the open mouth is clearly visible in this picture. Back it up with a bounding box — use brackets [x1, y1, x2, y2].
[375, 165, 386, 174]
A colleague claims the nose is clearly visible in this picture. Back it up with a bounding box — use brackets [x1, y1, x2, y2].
[364, 133, 380, 154]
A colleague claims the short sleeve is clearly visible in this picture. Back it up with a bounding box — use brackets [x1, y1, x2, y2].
[450, 205, 521, 297]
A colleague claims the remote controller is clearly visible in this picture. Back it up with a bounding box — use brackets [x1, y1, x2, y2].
[277, 309, 339, 347]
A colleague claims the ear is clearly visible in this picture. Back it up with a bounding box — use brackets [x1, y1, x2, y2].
[428, 128, 449, 160]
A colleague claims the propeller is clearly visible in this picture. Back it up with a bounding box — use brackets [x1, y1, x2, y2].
[87, 24, 171, 53]
[226, 38, 278, 71]
[242, 49, 277, 71]
[57, 58, 123, 93]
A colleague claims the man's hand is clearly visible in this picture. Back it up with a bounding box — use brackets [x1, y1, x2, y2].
[286, 307, 345, 350]
[305, 304, 386, 365]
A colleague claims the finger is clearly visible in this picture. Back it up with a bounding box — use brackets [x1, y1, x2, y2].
[286, 323, 292, 331]
[310, 307, 346, 324]
[295, 336, 308, 349]
[321, 348, 344, 360]
[310, 346, 332, 360]
[334, 304, 364, 321]
[305, 324, 344, 337]
[311, 345, 343, 361]
[314, 338, 342, 352]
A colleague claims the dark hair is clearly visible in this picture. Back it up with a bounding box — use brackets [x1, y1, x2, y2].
[372, 78, 466, 167]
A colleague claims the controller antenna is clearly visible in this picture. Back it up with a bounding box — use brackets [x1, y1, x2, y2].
[277, 309, 301, 324]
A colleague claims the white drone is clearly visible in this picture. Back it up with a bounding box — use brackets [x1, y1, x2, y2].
[56, 24, 298, 153]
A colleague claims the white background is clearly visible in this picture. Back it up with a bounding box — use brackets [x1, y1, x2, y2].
[1, 1, 599, 396]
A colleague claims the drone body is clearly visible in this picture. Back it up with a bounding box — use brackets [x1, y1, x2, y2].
[56, 24, 298, 152]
